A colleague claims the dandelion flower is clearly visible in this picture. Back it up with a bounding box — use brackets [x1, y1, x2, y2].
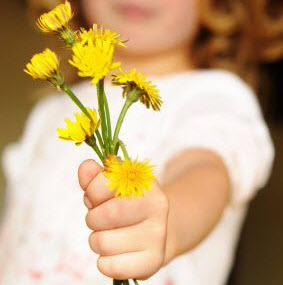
[57, 108, 100, 145]
[76, 28, 96, 45]
[104, 155, 120, 172]
[112, 69, 163, 111]
[24, 49, 63, 86]
[106, 158, 156, 197]
[37, 1, 73, 33]
[69, 37, 121, 84]
[78, 25, 126, 47]
[92, 25, 126, 47]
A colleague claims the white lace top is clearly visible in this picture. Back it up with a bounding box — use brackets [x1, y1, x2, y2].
[0, 70, 274, 285]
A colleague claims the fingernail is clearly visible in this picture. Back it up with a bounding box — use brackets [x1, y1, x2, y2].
[84, 194, 93, 209]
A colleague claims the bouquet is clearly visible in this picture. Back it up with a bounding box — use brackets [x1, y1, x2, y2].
[24, 1, 163, 284]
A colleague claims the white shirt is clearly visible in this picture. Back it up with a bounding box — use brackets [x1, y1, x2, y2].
[0, 70, 274, 285]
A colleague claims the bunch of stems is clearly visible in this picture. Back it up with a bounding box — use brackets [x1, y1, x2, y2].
[62, 78, 132, 164]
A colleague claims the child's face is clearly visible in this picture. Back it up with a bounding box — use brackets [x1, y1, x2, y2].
[81, 0, 198, 56]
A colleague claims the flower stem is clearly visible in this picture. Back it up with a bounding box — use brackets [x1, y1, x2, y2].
[97, 79, 109, 155]
[114, 141, 120, 154]
[103, 90, 113, 153]
[95, 130, 105, 154]
[118, 140, 129, 159]
[85, 136, 104, 163]
[133, 279, 139, 285]
[113, 279, 122, 285]
[112, 99, 133, 151]
[122, 280, 130, 285]
[90, 143, 104, 163]
[62, 83, 92, 121]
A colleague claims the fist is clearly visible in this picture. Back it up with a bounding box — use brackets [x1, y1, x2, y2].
[78, 159, 169, 280]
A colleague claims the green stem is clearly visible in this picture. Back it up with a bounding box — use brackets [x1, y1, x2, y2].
[104, 91, 113, 153]
[114, 141, 120, 155]
[133, 280, 139, 285]
[112, 99, 133, 151]
[62, 83, 92, 120]
[90, 143, 104, 163]
[118, 140, 129, 159]
[122, 280, 130, 285]
[113, 280, 122, 285]
[97, 79, 109, 155]
[95, 130, 105, 155]
[85, 136, 104, 163]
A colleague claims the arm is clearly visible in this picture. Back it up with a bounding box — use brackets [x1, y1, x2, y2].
[162, 148, 231, 264]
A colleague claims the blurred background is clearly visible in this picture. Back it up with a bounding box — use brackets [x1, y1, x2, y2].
[0, 0, 282, 284]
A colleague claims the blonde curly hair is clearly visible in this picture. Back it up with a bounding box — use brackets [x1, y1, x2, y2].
[28, 0, 283, 89]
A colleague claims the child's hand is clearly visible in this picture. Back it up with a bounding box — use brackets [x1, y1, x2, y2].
[78, 159, 169, 280]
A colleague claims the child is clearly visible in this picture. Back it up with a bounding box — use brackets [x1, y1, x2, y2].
[0, 0, 277, 284]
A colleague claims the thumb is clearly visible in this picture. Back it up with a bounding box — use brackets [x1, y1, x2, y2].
[78, 159, 103, 191]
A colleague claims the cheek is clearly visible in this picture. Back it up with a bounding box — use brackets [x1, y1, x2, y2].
[161, 0, 199, 45]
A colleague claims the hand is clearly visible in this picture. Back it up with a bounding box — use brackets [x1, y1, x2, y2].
[78, 159, 169, 280]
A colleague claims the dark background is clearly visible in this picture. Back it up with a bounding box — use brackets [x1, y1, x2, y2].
[0, 1, 282, 284]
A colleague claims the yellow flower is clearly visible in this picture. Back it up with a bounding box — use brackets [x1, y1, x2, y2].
[104, 155, 120, 173]
[24, 48, 60, 80]
[106, 158, 156, 197]
[78, 25, 126, 47]
[76, 28, 96, 44]
[112, 69, 163, 111]
[69, 37, 121, 84]
[57, 108, 100, 145]
[37, 1, 73, 33]
[93, 25, 126, 47]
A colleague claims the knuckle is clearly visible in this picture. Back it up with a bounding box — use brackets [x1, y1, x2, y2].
[96, 232, 111, 256]
[84, 193, 93, 209]
[85, 210, 95, 230]
[109, 262, 123, 279]
[88, 232, 99, 254]
[97, 258, 125, 279]
[97, 257, 108, 276]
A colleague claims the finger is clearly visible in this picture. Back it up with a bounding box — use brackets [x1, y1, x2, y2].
[97, 251, 163, 280]
[89, 223, 147, 256]
[85, 173, 115, 207]
[83, 193, 93, 209]
[78, 159, 102, 190]
[86, 196, 147, 231]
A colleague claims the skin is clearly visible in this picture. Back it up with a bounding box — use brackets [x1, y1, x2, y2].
[78, 150, 230, 280]
[78, 0, 231, 280]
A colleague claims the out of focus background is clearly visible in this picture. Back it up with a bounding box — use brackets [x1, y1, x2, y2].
[0, 1, 282, 284]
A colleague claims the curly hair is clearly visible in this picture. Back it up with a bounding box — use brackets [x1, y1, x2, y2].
[195, 0, 283, 88]
[27, 0, 283, 89]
